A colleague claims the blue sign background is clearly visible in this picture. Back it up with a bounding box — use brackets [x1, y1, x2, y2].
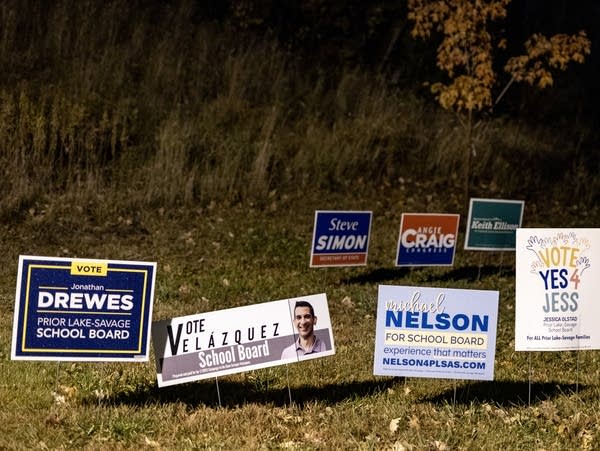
[310, 210, 372, 267]
[395, 214, 460, 267]
[12, 256, 156, 361]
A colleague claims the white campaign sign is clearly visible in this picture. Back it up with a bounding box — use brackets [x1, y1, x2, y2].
[373, 285, 498, 381]
[152, 293, 335, 387]
[515, 228, 599, 351]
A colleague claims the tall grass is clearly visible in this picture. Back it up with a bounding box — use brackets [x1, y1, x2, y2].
[0, 0, 597, 216]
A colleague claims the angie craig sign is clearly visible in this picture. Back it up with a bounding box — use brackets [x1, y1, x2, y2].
[515, 229, 599, 351]
[395, 213, 460, 266]
[373, 285, 498, 381]
[152, 293, 335, 387]
[11, 256, 156, 361]
[310, 210, 372, 267]
[464, 198, 524, 250]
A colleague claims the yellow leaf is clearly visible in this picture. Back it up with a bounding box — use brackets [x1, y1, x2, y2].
[409, 415, 420, 430]
[389, 417, 401, 433]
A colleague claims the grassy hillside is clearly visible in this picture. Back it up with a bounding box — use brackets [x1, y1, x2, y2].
[1, 195, 599, 450]
[0, 0, 598, 217]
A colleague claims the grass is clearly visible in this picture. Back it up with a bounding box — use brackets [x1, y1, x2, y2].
[0, 1, 599, 448]
[1, 192, 600, 450]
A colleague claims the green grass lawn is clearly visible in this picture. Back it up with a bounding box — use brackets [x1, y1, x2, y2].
[1, 191, 599, 450]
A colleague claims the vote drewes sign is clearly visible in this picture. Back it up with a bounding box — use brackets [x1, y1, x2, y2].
[395, 213, 460, 266]
[515, 228, 599, 351]
[465, 198, 524, 250]
[11, 256, 156, 361]
[152, 293, 335, 387]
[310, 210, 372, 267]
[373, 285, 499, 380]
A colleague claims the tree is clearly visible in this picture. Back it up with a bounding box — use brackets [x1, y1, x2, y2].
[407, 0, 591, 203]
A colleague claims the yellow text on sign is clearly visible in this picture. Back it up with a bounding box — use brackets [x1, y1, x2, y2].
[70, 260, 108, 276]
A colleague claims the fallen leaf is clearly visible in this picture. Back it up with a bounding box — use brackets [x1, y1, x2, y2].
[389, 417, 401, 433]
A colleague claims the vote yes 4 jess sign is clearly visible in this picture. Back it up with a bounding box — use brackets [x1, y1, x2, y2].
[11, 256, 156, 361]
[515, 229, 599, 351]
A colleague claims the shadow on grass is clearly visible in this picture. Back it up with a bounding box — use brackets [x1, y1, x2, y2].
[426, 380, 583, 407]
[342, 265, 513, 285]
[341, 267, 416, 285]
[424, 265, 515, 282]
[90, 377, 402, 409]
[85, 377, 585, 409]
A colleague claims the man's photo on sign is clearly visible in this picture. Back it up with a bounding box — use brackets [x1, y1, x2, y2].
[280, 300, 328, 359]
[281, 296, 334, 361]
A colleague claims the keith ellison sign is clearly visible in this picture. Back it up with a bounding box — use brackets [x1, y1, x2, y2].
[464, 198, 524, 251]
[396, 213, 460, 266]
[310, 210, 372, 267]
[11, 256, 156, 361]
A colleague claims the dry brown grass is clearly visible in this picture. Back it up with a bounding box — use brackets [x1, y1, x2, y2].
[0, 0, 597, 218]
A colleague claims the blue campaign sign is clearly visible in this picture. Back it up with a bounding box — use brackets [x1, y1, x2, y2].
[395, 213, 460, 266]
[11, 256, 156, 361]
[310, 210, 372, 267]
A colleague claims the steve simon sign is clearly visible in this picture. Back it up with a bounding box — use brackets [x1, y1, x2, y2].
[11, 256, 156, 361]
[515, 228, 599, 351]
[373, 285, 498, 380]
[310, 210, 372, 267]
[152, 293, 335, 387]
